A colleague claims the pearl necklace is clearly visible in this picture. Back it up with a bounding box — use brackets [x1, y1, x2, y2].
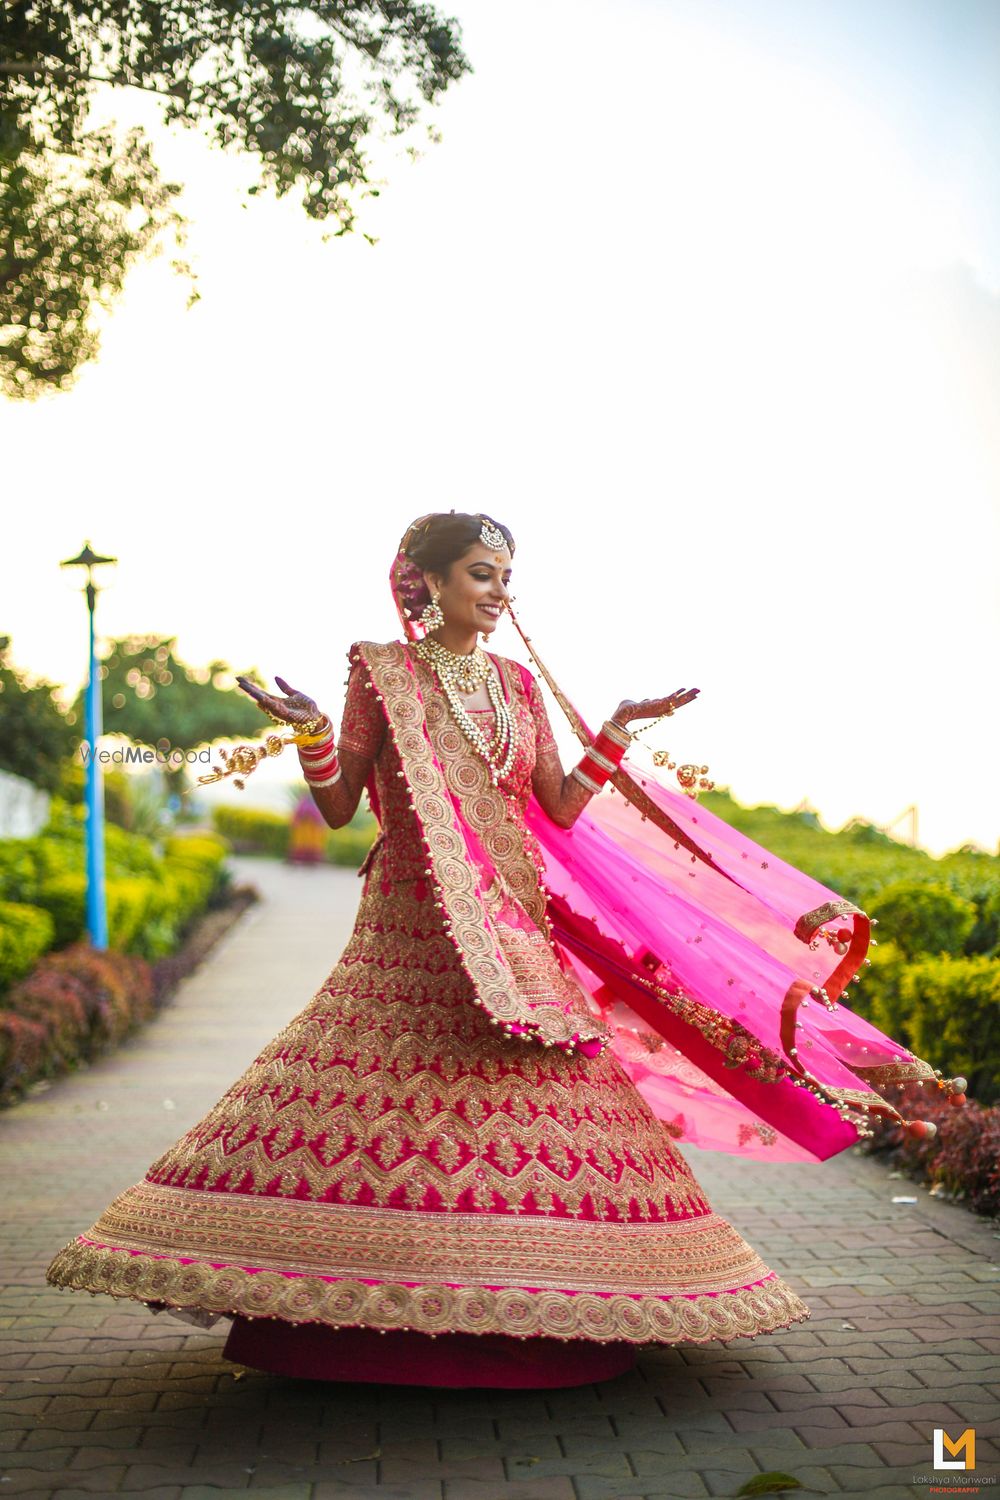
[413, 636, 519, 786]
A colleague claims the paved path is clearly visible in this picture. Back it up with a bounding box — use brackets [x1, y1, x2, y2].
[1, 857, 996, 1500]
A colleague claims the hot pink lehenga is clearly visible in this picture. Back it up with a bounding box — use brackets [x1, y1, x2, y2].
[46, 638, 956, 1387]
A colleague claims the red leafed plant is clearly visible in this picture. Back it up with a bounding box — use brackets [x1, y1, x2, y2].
[41, 944, 154, 1044]
[5, 967, 90, 1065]
[0, 1011, 50, 1102]
[864, 1080, 1000, 1217]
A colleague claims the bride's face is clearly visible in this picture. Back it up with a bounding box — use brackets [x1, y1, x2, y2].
[427, 541, 513, 639]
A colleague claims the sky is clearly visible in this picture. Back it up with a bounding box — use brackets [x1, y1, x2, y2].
[2, 0, 998, 855]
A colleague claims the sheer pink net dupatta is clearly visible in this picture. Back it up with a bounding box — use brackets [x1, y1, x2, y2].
[526, 766, 943, 1165]
[386, 539, 951, 1161]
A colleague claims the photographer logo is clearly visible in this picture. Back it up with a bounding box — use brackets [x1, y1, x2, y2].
[934, 1428, 975, 1471]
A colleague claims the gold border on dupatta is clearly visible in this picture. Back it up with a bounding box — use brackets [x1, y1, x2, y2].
[353, 641, 609, 1052]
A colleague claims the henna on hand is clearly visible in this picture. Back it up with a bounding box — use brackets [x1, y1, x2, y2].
[236, 673, 328, 730]
[612, 688, 699, 727]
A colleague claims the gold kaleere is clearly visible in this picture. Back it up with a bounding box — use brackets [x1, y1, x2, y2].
[650, 751, 715, 798]
[198, 713, 332, 791]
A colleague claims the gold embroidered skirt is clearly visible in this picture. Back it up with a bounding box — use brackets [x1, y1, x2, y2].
[47, 874, 810, 1349]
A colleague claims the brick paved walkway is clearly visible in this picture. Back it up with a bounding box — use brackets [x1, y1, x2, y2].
[1, 857, 996, 1500]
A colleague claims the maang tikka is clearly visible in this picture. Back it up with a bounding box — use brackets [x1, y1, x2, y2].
[479, 517, 506, 550]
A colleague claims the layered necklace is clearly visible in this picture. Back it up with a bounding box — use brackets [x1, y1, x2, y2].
[413, 636, 518, 786]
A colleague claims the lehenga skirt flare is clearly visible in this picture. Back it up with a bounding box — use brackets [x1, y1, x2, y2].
[46, 641, 814, 1386]
[47, 868, 808, 1383]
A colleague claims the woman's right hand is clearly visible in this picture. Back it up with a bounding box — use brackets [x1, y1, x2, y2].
[236, 674, 328, 731]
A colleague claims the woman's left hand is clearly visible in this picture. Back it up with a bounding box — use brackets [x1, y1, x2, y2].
[612, 688, 699, 728]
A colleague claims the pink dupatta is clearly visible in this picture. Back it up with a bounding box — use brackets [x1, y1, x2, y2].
[385, 538, 961, 1166]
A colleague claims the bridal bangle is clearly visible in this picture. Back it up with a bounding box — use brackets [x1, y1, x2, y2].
[571, 719, 631, 794]
[298, 724, 342, 788]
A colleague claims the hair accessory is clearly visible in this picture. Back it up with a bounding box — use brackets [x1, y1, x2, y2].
[478, 516, 507, 551]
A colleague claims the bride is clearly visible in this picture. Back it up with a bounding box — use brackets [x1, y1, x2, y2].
[47, 511, 961, 1389]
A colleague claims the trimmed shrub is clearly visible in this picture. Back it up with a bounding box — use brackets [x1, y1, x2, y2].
[0, 1012, 49, 1104]
[41, 944, 154, 1045]
[863, 1081, 1000, 1217]
[900, 953, 1000, 1103]
[0, 902, 56, 989]
[848, 942, 1000, 1104]
[163, 835, 228, 900]
[0, 841, 42, 903]
[34, 871, 88, 946]
[5, 967, 89, 1065]
[0, 944, 155, 1103]
[21, 828, 230, 961]
[107, 876, 162, 957]
[212, 805, 289, 855]
[868, 880, 977, 960]
[0, 884, 255, 1107]
[211, 806, 375, 868]
[327, 825, 377, 867]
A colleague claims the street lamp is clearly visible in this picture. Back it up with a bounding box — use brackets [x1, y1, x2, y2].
[59, 542, 117, 949]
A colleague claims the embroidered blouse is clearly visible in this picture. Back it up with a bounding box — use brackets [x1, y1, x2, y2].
[336, 646, 558, 897]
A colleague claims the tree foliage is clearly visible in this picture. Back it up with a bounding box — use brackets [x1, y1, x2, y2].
[0, 119, 187, 398]
[0, 635, 79, 791]
[74, 635, 264, 765]
[1, 0, 470, 397]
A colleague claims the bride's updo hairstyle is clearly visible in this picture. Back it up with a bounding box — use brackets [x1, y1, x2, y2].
[406, 512, 515, 576]
[393, 512, 515, 628]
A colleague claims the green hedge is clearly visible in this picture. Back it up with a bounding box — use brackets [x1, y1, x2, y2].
[27, 836, 229, 961]
[212, 804, 376, 868]
[214, 805, 290, 856]
[0, 902, 56, 989]
[849, 942, 1000, 1104]
[866, 880, 977, 960]
[0, 804, 230, 975]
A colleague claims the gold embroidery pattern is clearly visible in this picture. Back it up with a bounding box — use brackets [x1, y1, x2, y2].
[138, 878, 701, 1222]
[57, 1185, 770, 1289]
[421, 654, 548, 930]
[793, 900, 864, 941]
[738, 1122, 778, 1147]
[47, 1233, 809, 1346]
[357, 641, 610, 1052]
[851, 1059, 937, 1088]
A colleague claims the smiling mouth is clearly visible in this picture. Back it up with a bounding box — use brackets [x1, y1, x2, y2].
[478, 604, 503, 617]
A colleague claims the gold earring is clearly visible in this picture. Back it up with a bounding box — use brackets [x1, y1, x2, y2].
[420, 593, 445, 630]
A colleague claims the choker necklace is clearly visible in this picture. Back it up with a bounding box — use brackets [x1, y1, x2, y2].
[413, 636, 519, 785]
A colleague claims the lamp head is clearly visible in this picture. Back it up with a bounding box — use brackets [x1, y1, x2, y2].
[60, 541, 117, 572]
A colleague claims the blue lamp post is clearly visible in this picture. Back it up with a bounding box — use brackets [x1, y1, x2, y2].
[60, 542, 117, 950]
